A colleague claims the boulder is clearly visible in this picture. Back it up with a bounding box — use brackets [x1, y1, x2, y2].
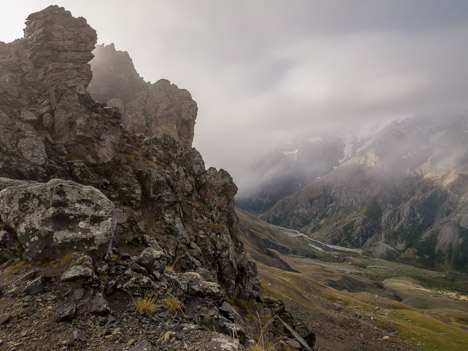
[23, 276, 44, 295]
[0, 178, 115, 260]
[0, 229, 17, 264]
[219, 301, 242, 322]
[0, 314, 10, 325]
[135, 247, 167, 274]
[121, 270, 160, 295]
[20, 108, 38, 122]
[86, 294, 110, 315]
[17, 137, 48, 165]
[61, 265, 94, 282]
[17, 269, 39, 282]
[56, 303, 77, 322]
[276, 317, 313, 351]
[174, 272, 223, 301]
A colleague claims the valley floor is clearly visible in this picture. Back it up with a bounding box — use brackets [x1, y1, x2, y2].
[254, 254, 468, 351]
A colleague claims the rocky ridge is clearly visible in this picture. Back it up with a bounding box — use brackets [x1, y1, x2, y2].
[88, 44, 197, 146]
[0, 5, 314, 351]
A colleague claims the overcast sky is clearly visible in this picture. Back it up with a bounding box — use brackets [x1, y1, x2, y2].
[2, 0, 468, 188]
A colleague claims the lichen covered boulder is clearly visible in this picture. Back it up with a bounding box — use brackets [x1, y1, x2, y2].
[0, 178, 115, 260]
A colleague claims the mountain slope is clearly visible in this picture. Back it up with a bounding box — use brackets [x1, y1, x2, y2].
[238, 206, 468, 351]
[261, 114, 468, 269]
[236, 136, 345, 214]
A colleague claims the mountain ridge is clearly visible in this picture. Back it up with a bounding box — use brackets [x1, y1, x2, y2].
[244, 114, 468, 270]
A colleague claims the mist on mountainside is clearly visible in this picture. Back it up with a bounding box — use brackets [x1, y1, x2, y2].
[237, 113, 468, 211]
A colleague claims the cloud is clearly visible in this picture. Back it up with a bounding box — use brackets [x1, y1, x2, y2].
[1, 1, 468, 189]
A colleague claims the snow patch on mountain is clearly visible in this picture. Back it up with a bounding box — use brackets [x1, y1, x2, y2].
[308, 136, 324, 144]
[283, 149, 299, 160]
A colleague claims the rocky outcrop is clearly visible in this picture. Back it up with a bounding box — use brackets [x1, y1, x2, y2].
[23, 5, 97, 103]
[0, 5, 119, 172]
[88, 44, 197, 146]
[0, 178, 115, 260]
[0, 5, 314, 351]
[0, 3, 256, 300]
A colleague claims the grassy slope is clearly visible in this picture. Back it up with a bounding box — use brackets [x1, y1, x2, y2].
[239, 209, 468, 350]
[257, 257, 468, 351]
[237, 209, 318, 256]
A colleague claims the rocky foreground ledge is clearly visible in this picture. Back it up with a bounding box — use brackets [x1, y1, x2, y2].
[0, 5, 314, 351]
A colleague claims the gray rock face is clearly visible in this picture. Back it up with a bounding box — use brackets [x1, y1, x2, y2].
[0, 5, 120, 171]
[0, 178, 115, 260]
[0, 7, 315, 351]
[135, 247, 167, 274]
[277, 317, 313, 351]
[174, 272, 223, 301]
[61, 265, 94, 282]
[20, 109, 38, 122]
[203, 333, 243, 351]
[56, 303, 77, 322]
[0, 314, 10, 325]
[86, 294, 110, 314]
[72, 330, 87, 342]
[88, 44, 197, 146]
[0, 3, 258, 300]
[17, 269, 39, 282]
[219, 301, 242, 322]
[23, 5, 97, 105]
[23, 276, 44, 295]
[17, 136, 47, 165]
[0, 228, 17, 264]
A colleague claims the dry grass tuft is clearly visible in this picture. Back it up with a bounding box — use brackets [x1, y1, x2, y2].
[248, 345, 267, 351]
[59, 252, 73, 265]
[159, 331, 175, 343]
[134, 292, 157, 315]
[46, 252, 74, 269]
[248, 343, 276, 351]
[4, 260, 26, 275]
[148, 161, 159, 170]
[161, 297, 182, 314]
[247, 313, 275, 351]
